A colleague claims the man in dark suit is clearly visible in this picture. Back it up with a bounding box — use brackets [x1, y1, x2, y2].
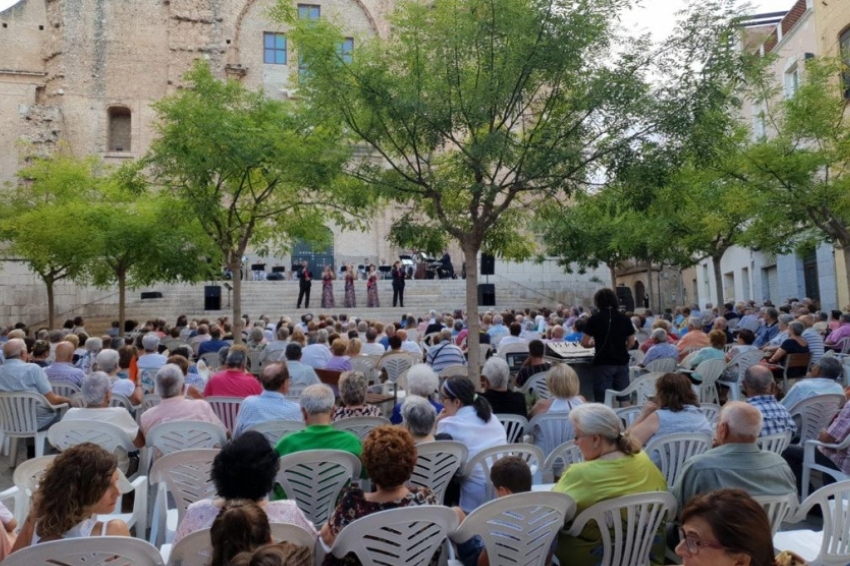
[391, 260, 405, 307]
[297, 260, 313, 309]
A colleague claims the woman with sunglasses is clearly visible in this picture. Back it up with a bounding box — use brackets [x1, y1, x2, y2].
[676, 489, 776, 566]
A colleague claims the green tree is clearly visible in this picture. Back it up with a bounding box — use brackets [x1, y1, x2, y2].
[146, 62, 360, 342]
[283, 0, 656, 372]
[0, 151, 101, 328]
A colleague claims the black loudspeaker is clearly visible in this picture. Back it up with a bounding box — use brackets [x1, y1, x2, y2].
[204, 285, 222, 311]
[616, 286, 635, 312]
[140, 291, 162, 299]
[478, 283, 496, 306]
[481, 253, 495, 275]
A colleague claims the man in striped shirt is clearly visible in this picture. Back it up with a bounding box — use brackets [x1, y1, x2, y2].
[426, 329, 467, 373]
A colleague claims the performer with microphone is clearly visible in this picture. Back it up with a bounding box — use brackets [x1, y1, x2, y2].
[391, 260, 406, 307]
[296, 260, 313, 309]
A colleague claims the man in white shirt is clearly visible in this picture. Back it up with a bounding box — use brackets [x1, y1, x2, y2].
[496, 323, 527, 352]
[398, 329, 423, 358]
[360, 327, 386, 356]
[301, 329, 332, 369]
[284, 343, 321, 389]
[137, 333, 168, 372]
[233, 362, 301, 436]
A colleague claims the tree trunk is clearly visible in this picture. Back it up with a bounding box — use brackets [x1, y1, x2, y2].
[229, 252, 243, 345]
[118, 269, 126, 338]
[609, 264, 617, 287]
[462, 242, 481, 386]
[646, 263, 654, 311]
[45, 278, 55, 330]
[712, 254, 724, 307]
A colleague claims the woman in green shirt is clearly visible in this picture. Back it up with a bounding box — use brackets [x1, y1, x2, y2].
[553, 403, 668, 566]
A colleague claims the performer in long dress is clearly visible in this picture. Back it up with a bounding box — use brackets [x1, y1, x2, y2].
[321, 265, 335, 309]
[343, 266, 356, 308]
[366, 265, 380, 308]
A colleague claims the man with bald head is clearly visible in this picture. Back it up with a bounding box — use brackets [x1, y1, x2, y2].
[672, 401, 796, 509]
[44, 341, 86, 388]
[742, 364, 796, 437]
[0, 339, 71, 429]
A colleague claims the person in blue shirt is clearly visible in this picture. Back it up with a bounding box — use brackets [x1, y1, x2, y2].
[564, 318, 586, 342]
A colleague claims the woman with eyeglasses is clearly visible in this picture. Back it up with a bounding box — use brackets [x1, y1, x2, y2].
[436, 376, 507, 513]
[676, 489, 776, 566]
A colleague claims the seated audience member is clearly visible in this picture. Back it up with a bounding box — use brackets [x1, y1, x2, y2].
[627, 372, 711, 454]
[231, 542, 314, 566]
[763, 321, 809, 378]
[321, 426, 438, 565]
[189, 323, 211, 356]
[711, 317, 734, 345]
[209, 500, 274, 566]
[246, 327, 267, 351]
[75, 337, 102, 374]
[29, 340, 50, 368]
[762, 313, 794, 351]
[547, 325, 567, 343]
[672, 402, 795, 510]
[480, 357, 527, 418]
[175, 431, 315, 544]
[724, 328, 758, 363]
[529, 363, 584, 418]
[140, 364, 226, 435]
[798, 314, 825, 365]
[552, 403, 667, 566]
[683, 329, 726, 381]
[333, 371, 381, 420]
[197, 325, 231, 357]
[168, 349, 205, 396]
[233, 363, 302, 437]
[324, 339, 353, 372]
[0, 338, 70, 429]
[261, 326, 290, 364]
[675, 489, 778, 566]
[753, 307, 780, 348]
[496, 323, 527, 352]
[398, 329, 423, 358]
[400, 395, 437, 444]
[275, 384, 361, 458]
[136, 332, 167, 373]
[44, 341, 85, 387]
[284, 343, 320, 389]
[96, 349, 143, 405]
[437, 376, 507, 513]
[360, 328, 386, 356]
[825, 312, 850, 350]
[741, 365, 796, 437]
[301, 329, 332, 369]
[204, 347, 263, 398]
[12, 443, 129, 551]
[638, 321, 677, 353]
[563, 318, 585, 343]
[61, 371, 145, 473]
[640, 329, 679, 368]
[454, 456, 533, 566]
[676, 317, 710, 362]
[783, 382, 850, 495]
[515, 339, 551, 387]
[426, 329, 467, 373]
[389, 363, 442, 424]
[380, 334, 405, 358]
[781, 355, 845, 409]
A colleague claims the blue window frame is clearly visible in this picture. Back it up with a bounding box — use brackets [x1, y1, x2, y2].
[339, 38, 353, 64]
[263, 32, 287, 65]
[298, 5, 320, 20]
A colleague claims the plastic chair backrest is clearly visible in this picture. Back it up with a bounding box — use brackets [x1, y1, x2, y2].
[0, 535, 165, 566]
[498, 343, 530, 358]
[752, 492, 797, 535]
[698, 403, 721, 426]
[246, 350, 264, 376]
[756, 431, 793, 455]
[462, 444, 544, 502]
[246, 419, 305, 446]
[48, 381, 81, 399]
[495, 413, 529, 444]
[644, 432, 712, 488]
[450, 492, 576, 566]
[47, 420, 136, 454]
[529, 412, 576, 457]
[330, 505, 459, 566]
[139, 369, 158, 394]
[438, 364, 468, 380]
[519, 371, 552, 400]
[728, 349, 765, 380]
[408, 441, 468, 503]
[691, 358, 726, 404]
[565, 491, 677, 566]
[614, 406, 642, 429]
[109, 394, 136, 412]
[149, 449, 219, 524]
[0, 391, 50, 434]
[146, 420, 228, 457]
[199, 353, 221, 371]
[541, 440, 583, 483]
[205, 396, 243, 433]
[795, 480, 850, 564]
[331, 416, 390, 442]
[603, 373, 660, 407]
[787, 393, 845, 445]
[379, 354, 415, 383]
[644, 357, 678, 373]
[275, 449, 362, 526]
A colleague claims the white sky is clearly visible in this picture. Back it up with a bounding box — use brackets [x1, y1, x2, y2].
[0, 0, 789, 40]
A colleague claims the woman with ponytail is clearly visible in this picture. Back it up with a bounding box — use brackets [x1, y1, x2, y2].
[436, 376, 507, 512]
[553, 403, 667, 566]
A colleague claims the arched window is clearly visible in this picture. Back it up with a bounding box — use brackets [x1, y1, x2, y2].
[107, 106, 131, 152]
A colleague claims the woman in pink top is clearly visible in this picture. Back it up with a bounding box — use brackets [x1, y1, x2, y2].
[174, 431, 316, 544]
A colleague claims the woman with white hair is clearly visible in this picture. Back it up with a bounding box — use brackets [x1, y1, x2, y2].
[95, 349, 143, 405]
[400, 395, 437, 443]
[389, 363, 443, 424]
[332, 371, 381, 420]
[480, 357, 526, 418]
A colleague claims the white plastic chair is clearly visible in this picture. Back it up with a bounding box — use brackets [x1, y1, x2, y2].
[801, 433, 850, 499]
[628, 349, 645, 366]
[409, 441, 468, 503]
[378, 354, 416, 384]
[495, 413, 529, 444]
[47, 420, 139, 476]
[148, 449, 219, 546]
[144, 420, 227, 470]
[246, 350, 265, 376]
[603, 373, 661, 408]
[688, 358, 726, 404]
[351, 356, 379, 385]
[438, 364, 469, 381]
[519, 371, 552, 401]
[698, 403, 721, 426]
[327, 506, 458, 566]
[779, 352, 812, 391]
[198, 352, 221, 372]
[331, 416, 390, 441]
[97, 470, 149, 541]
[462, 444, 544, 503]
[541, 440, 584, 483]
[644, 432, 712, 489]
[48, 380, 81, 400]
[479, 343, 492, 364]
[0, 391, 67, 466]
[529, 412, 575, 457]
[139, 368, 159, 394]
[643, 357, 678, 373]
[562, 491, 677, 566]
[205, 396, 243, 433]
[246, 419, 305, 446]
[773, 480, 850, 565]
[163, 523, 316, 565]
[787, 393, 845, 447]
[0, 536, 165, 566]
[109, 394, 140, 414]
[717, 349, 764, 400]
[448, 492, 576, 566]
[276, 449, 362, 526]
[756, 430, 793, 455]
[752, 492, 797, 535]
[615, 406, 643, 428]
